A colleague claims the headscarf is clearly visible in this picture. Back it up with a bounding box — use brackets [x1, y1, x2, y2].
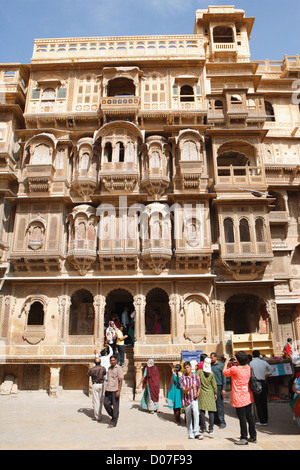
[146, 359, 160, 402]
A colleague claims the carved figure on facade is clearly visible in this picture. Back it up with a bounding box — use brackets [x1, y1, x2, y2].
[25, 215, 47, 251]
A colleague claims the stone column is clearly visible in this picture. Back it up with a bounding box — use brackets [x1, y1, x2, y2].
[93, 294, 106, 348]
[294, 305, 300, 342]
[133, 294, 146, 341]
[169, 293, 181, 341]
[58, 296, 71, 342]
[49, 366, 61, 398]
[134, 362, 144, 402]
[215, 299, 226, 355]
[266, 299, 281, 355]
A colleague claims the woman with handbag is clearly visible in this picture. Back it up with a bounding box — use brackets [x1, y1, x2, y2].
[223, 351, 257, 445]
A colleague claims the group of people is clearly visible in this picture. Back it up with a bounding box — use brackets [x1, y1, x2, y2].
[87, 345, 123, 428]
[105, 308, 135, 366]
[86, 345, 300, 443]
[140, 350, 278, 445]
[165, 353, 228, 442]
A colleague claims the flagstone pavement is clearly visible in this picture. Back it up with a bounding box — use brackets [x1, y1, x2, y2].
[0, 391, 299, 451]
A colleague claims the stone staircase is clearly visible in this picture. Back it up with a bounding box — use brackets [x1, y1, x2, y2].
[120, 346, 135, 400]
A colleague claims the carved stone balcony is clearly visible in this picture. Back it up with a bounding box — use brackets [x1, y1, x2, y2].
[71, 169, 98, 199]
[141, 239, 172, 274]
[220, 241, 273, 280]
[100, 96, 140, 117]
[98, 238, 139, 271]
[99, 162, 139, 193]
[177, 160, 208, 192]
[215, 165, 266, 191]
[141, 166, 170, 200]
[22, 325, 46, 345]
[174, 235, 212, 272]
[67, 239, 97, 275]
[22, 164, 55, 193]
[268, 210, 290, 224]
[212, 42, 237, 54]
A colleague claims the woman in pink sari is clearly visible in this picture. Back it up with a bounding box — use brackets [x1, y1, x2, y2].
[223, 351, 256, 446]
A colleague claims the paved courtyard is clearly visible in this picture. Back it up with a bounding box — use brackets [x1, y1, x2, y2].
[0, 391, 299, 451]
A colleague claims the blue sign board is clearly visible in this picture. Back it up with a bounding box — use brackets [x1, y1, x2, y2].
[182, 350, 203, 363]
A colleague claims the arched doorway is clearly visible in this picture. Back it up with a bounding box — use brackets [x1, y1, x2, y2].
[224, 294, 271, 334]
[105, 288, 134, 329]
[145, 288, 171, 335]
[69, 289, 94, 335]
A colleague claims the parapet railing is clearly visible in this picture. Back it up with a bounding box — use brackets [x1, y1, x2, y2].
[32, 35, 205, 62]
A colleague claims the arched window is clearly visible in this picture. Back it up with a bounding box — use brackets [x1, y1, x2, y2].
[215, 99, 223, 109]
[239, 218, 251, 242]
[104, 142, 112, 162]
[231, 94, 242, 104]
[213, 26, 234, 43]
[180, 85, 194, 102]
[182, 140, 198, 161]
[116, 142, 125, 162]
[255, 218, 265, 242]
[41, 88, 55, 102]
[224, 218, 235, 243]
[265, 101, 275, 122]
[107, 77, 135, 97]
[145, 288, 171, 335]
[31, 143, 52, 165]
[69, 289, 94, 335]
[28, 301, 44, 326]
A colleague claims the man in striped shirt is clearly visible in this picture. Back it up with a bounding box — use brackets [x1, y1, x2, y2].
[180, 361, 203, 440]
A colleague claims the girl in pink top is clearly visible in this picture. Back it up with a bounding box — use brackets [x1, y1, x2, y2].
[223, 351, 256, 446]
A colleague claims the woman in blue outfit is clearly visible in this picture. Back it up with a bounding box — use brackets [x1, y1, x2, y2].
[167, 364, 183, 424]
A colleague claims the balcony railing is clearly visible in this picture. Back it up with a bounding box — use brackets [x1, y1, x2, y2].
[99, 238, 138, 253]
[212, 42, 237, 54]
[100, 162, 138, 172]
[216, 165, 265, 186]
[101, 96, 140, 113]
[32, 35, 204, 63]
[223, 241, 271, 258]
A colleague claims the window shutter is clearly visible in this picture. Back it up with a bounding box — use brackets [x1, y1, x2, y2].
[57, 87, 67, 99]
[31, 88, 40, 99]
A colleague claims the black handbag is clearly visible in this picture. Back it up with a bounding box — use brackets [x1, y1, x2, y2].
[249, 369, 263, 395]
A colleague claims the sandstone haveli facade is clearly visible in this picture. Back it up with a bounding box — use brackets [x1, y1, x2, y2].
[0, 5, 299, 397]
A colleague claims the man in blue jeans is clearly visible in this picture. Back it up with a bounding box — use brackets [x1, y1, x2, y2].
[180, 361, 203, 440]
[210, 352, 227, 428]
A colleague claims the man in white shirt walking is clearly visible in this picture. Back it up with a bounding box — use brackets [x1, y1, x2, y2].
[250, 350, 273, 425]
